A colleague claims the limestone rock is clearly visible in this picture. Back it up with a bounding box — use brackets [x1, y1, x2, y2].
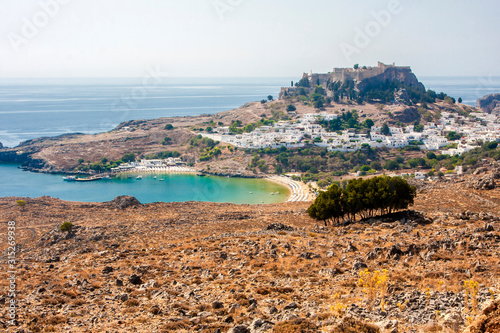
[266, 223, 295, 231]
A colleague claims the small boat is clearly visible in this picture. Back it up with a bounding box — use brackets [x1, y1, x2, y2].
[136, 175, 143, 180]
[63, 176, 76, 182]
[249, 192, 253, 194]
[75, 176, 102, 182]
[102, 175, 111, 180]
[159, 178, 165, 181]
[270, 192, 274, 195]
[154, 176, 157, 179]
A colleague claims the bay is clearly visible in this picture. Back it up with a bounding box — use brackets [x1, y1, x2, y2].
[0, 163, 289, 204]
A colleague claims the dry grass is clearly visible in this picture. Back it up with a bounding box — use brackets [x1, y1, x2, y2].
[274, 318, 318, 333]
[330, 317, 380, 333]
[1, 179, 500, 332]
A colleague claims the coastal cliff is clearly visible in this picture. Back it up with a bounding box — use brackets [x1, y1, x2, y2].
[477, 93, 500, 114]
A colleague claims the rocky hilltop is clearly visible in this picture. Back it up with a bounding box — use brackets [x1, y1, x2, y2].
[476, 93, 500, 115]
[1, 169, 500, 332]
[280, 62, 424, 102]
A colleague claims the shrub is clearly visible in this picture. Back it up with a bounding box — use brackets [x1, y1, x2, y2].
[358, 269, 389, 311]
[60, 222, 73, 233]
[16, 200, 26, 210]
[384, 160, 400, 170]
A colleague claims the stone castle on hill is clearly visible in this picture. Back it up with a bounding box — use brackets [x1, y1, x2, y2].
[279, 62, 424, 99]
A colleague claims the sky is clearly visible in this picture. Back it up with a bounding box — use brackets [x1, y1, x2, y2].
[1, 0, 499, 78]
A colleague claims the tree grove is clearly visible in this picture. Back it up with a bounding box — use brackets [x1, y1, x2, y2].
[308, 176, 416, 226]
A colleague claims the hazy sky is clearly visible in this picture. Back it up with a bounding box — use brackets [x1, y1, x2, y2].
[1, 0, 499, 78]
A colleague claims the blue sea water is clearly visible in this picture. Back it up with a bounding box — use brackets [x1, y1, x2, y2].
[0, 77, 294, 148]
[420, 76, 500, 107]
[0, 76, 499, 203]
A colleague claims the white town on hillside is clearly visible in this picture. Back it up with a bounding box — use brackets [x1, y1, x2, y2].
[201, 110, 500, 156]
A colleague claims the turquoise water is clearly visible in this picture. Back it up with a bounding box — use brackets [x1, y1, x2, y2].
[0, 163, 289, 204]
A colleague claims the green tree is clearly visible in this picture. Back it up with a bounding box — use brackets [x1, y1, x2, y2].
[206, 127, 213, 133]
[363, 119, 374, 128]
[267, 95, 274, 101]
[458, 97, 462, 104]
[414, 124, 424, 132]
[381, 123, 390, 135]
[122, 153, 136, 163]
[286, 104, 297, 112]
[370, 161, 382, 170]
[354, 64, 359, 69]
[360, 165, 371, 172]
[308, 176, 416, 225]
[483, 141, 498, 150]
[243, 124, 256, 133]
[385, 160, 400, 170]
[313, 99, 324, 109]
[164, 124, 174, 130]
[446, 131, 462, 141]
[77, 158, 84, 164]
[426, 152, 437, 159]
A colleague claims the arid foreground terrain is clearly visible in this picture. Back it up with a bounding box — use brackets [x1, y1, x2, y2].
[1, 172, 500, 333]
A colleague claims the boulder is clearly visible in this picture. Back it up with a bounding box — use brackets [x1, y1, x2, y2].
[111, 195, 140, 209]
[128, 274, 142, 285]
[284, 301, 299, 310]
[227, 325, 250, 333]
[352, 260, 368, 270]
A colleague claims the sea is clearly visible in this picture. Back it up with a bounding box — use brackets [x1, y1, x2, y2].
[0, 76, 499, 203]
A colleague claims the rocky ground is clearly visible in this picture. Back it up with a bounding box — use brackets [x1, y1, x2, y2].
[1, 172, 500, 333]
